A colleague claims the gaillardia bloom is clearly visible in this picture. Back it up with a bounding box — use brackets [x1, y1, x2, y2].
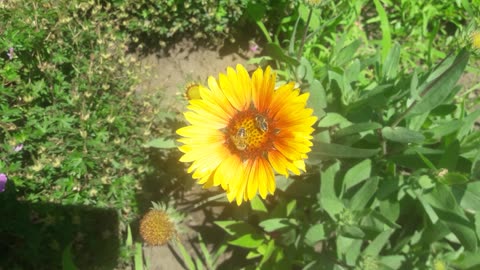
[176, 64, 317, 205]
[140, 209, 176, 246]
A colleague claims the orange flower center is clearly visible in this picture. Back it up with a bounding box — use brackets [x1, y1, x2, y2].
[226, 110, 276, 159]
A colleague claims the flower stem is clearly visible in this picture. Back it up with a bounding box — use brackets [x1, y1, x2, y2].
[297, 8, 313, 60]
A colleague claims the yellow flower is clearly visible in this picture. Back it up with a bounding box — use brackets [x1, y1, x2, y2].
[176, 64, 317, 205]
[139, 209, 176, 246]
[472, 31, 480, 50]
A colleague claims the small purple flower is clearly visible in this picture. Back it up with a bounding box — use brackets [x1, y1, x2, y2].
[7, 47, 14, 60]
[13, 144, 23, 152]
[249, 41, 260, 54]
[0, 173, 7, 193]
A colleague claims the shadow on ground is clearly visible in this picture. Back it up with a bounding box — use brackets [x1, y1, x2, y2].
[0, 182, 119, 270]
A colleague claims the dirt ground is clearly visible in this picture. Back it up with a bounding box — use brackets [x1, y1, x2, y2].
[136, 40, 258, 110]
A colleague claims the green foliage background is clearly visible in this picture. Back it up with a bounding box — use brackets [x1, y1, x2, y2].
[1, 0, 480, 269]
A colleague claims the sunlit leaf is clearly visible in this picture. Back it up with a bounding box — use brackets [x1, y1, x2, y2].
[311, 142, 379, 159]
[382, 126, 425, 144]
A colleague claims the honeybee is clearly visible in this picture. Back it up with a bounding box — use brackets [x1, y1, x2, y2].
[255, 115, 268, 132]
[232, 127, 247, 150]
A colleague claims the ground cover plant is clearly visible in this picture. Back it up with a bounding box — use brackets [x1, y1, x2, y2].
[1, 0, 480, 269]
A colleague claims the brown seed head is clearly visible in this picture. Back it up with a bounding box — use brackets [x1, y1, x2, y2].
[139, 209, 176, 246]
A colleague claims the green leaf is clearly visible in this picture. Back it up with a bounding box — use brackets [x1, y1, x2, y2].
[335, 122, 382, 137]
[215, 221, 257, 236]
[259, 218, 292, 232]
[439, 172, 469, 185]
[341, 225, 365, 239]
[424, 184, 478, 251]
[458, 109, 480, 140]
[286, 200, 297, 217]
[343, 159, 372, 191]
[259, 240, 276, 266]
[143, 138, 176, 148]
[176, 241, 196, 270]
[407, 50, 469, 116]
[264, 43, 300, 66]
[134, 242, 144, 270]
[363, 229, 394, 256]
[228, 233, 264, 249]
[250, 196, 268, 214]
[457, 182, 480, 213]
[126, 225, 133, 246]
[439, 140, 460, 170]
[373, 0, 391, 62]
[305, 224, 326, 246]
[451, 251, 480, 269]
[379, 255, 406, 269]
[349, 177, 379, 210]
[337, 236, 363, 265]
[334, 39, 362, 67]
[383, 43, 401, 80]
[246, 2, 266, 21]
[311, 142, 379, 159]
[297, 57, 314, 83]
[319, 162, 344, 220]
[427, 120, 463, 140]
[62, 243, 78, 270]
[382, 126, 425, 144]
[307, 79, 327, 111]
[317, 112, 350, 127]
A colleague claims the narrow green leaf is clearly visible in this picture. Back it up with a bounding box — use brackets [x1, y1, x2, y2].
[349, 177, 379, 210]
[334, 39, 362, 67]
[319, 162, 344, 220]
[259, 218, 292, 232]
[344, 159, 372, 191]
[259, 240, 276, 266]
[424, 184, 478, 251]
[335, 122, 382, 137]
[215, 221, 257, 236]
[286, 199, 297, 217]
[228, 233, 264, 249]
[458, 109, 480, 140]
[250, 196, 268, 214]
[457, 182, 480, 213]
[264, 43, 300, 66]
[176, 241, 196, 270]
[126, 225, 133, 246]
[363, 229, 394, 256]
[62, 243, 78, 270]
[438, 172, 469, 185]
[382, 127, 425, 144]
[134, 242, 144, 270]
[373, 0, 391, 62]
[383, 43, 401, 80]
[311, 142, 379, 159]
[341, 225, 365, 239]
[408, 50, 469, 116]
[317, 113, 350, 127]
[198, 235, 213, 269]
